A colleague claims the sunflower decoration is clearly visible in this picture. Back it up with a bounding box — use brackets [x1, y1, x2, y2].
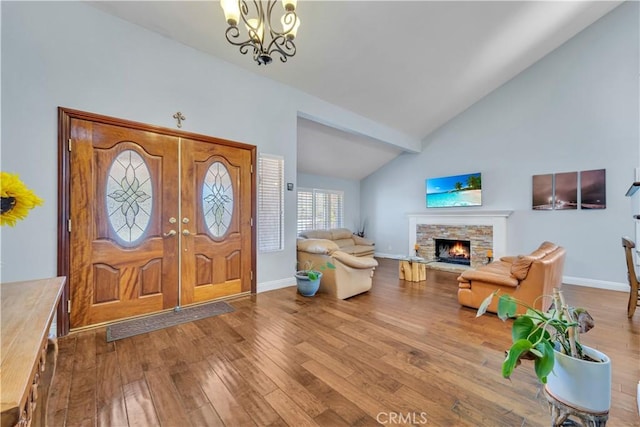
[1, 172, 44, 227]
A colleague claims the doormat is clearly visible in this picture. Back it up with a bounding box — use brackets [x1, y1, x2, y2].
[106, 301, 235, 342]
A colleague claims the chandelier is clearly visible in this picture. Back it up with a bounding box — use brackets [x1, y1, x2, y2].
[220, 0, 300, 65]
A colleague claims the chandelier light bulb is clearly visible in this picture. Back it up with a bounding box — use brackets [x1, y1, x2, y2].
[282, 0, 297, 12]
[281, 14, 300, 40]
[220, 0, 240, 26]
[246, 18, 264, 43]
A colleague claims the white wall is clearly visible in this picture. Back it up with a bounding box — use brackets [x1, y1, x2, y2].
[0, 1, 417, 288]
[362, 1, 639, 289]
[296, 173, 361, 234]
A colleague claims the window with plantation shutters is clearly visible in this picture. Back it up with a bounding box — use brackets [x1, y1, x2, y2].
[297, 187, 344, 235]
[258, 154, 284, 252]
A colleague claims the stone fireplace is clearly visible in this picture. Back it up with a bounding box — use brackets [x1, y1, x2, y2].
[408, 210, 512, 270]
[417, 224, 492, 268]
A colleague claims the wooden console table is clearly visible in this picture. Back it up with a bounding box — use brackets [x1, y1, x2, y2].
[1, 277, 65, 427]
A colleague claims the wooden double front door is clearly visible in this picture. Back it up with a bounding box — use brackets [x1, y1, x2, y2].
[61, 109, 255, 329]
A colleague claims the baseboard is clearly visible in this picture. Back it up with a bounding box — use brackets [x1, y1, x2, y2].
[563, 276, 628, 292]
[374, 252, 407, 259]
[257, 277, 296, 293]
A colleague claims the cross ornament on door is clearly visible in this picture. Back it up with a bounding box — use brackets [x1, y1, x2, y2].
[173, 111, 186, 128]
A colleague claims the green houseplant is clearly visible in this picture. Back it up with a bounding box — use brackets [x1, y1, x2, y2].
[477, 288, 611, 412]
[295, 260, 335, 297]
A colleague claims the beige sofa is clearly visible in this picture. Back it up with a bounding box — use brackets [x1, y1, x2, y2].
[457, 241, 566, 314]
[297, 236, 378, 299]
[298, 228, 375, 257]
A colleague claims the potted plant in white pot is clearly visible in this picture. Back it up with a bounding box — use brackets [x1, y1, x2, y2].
[477, 288, 611, 413]
[295, 260, 335, 297]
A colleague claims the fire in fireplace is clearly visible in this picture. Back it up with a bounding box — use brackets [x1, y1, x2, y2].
[434, 238, 471, 265]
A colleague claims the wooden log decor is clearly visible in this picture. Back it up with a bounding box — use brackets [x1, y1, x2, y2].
[399, 260, 426, 282]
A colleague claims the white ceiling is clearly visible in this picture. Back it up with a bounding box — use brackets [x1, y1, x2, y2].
[88, 0, 622, 180]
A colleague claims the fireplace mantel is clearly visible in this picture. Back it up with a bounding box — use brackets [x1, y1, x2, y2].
[408, 210, 513, 261]
[408, 210, 513, 218]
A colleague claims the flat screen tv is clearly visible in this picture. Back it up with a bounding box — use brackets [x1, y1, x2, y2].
[426, 172, 482, 208]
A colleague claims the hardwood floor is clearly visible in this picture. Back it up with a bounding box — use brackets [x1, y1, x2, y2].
[48, 258, 640, 426]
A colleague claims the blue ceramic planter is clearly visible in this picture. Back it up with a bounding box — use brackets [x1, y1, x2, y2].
[295, 272, 322, 297]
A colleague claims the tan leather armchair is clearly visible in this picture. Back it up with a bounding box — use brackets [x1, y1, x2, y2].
[457, 242, 566, 314]
[297, 238, 378, 299]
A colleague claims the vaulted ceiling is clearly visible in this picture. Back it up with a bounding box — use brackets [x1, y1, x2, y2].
[89, 1, 622, 180]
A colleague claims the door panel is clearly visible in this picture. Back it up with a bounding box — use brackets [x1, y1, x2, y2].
[180, 138, 252, 305]
[69, 119, 179, 328]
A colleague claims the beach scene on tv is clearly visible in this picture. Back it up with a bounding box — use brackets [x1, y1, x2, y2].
[426, 172, 482, 208]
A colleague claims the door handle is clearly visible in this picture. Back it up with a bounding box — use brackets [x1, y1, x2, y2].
[163, 230, 177, 237]
[182, 229, 191, 236]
